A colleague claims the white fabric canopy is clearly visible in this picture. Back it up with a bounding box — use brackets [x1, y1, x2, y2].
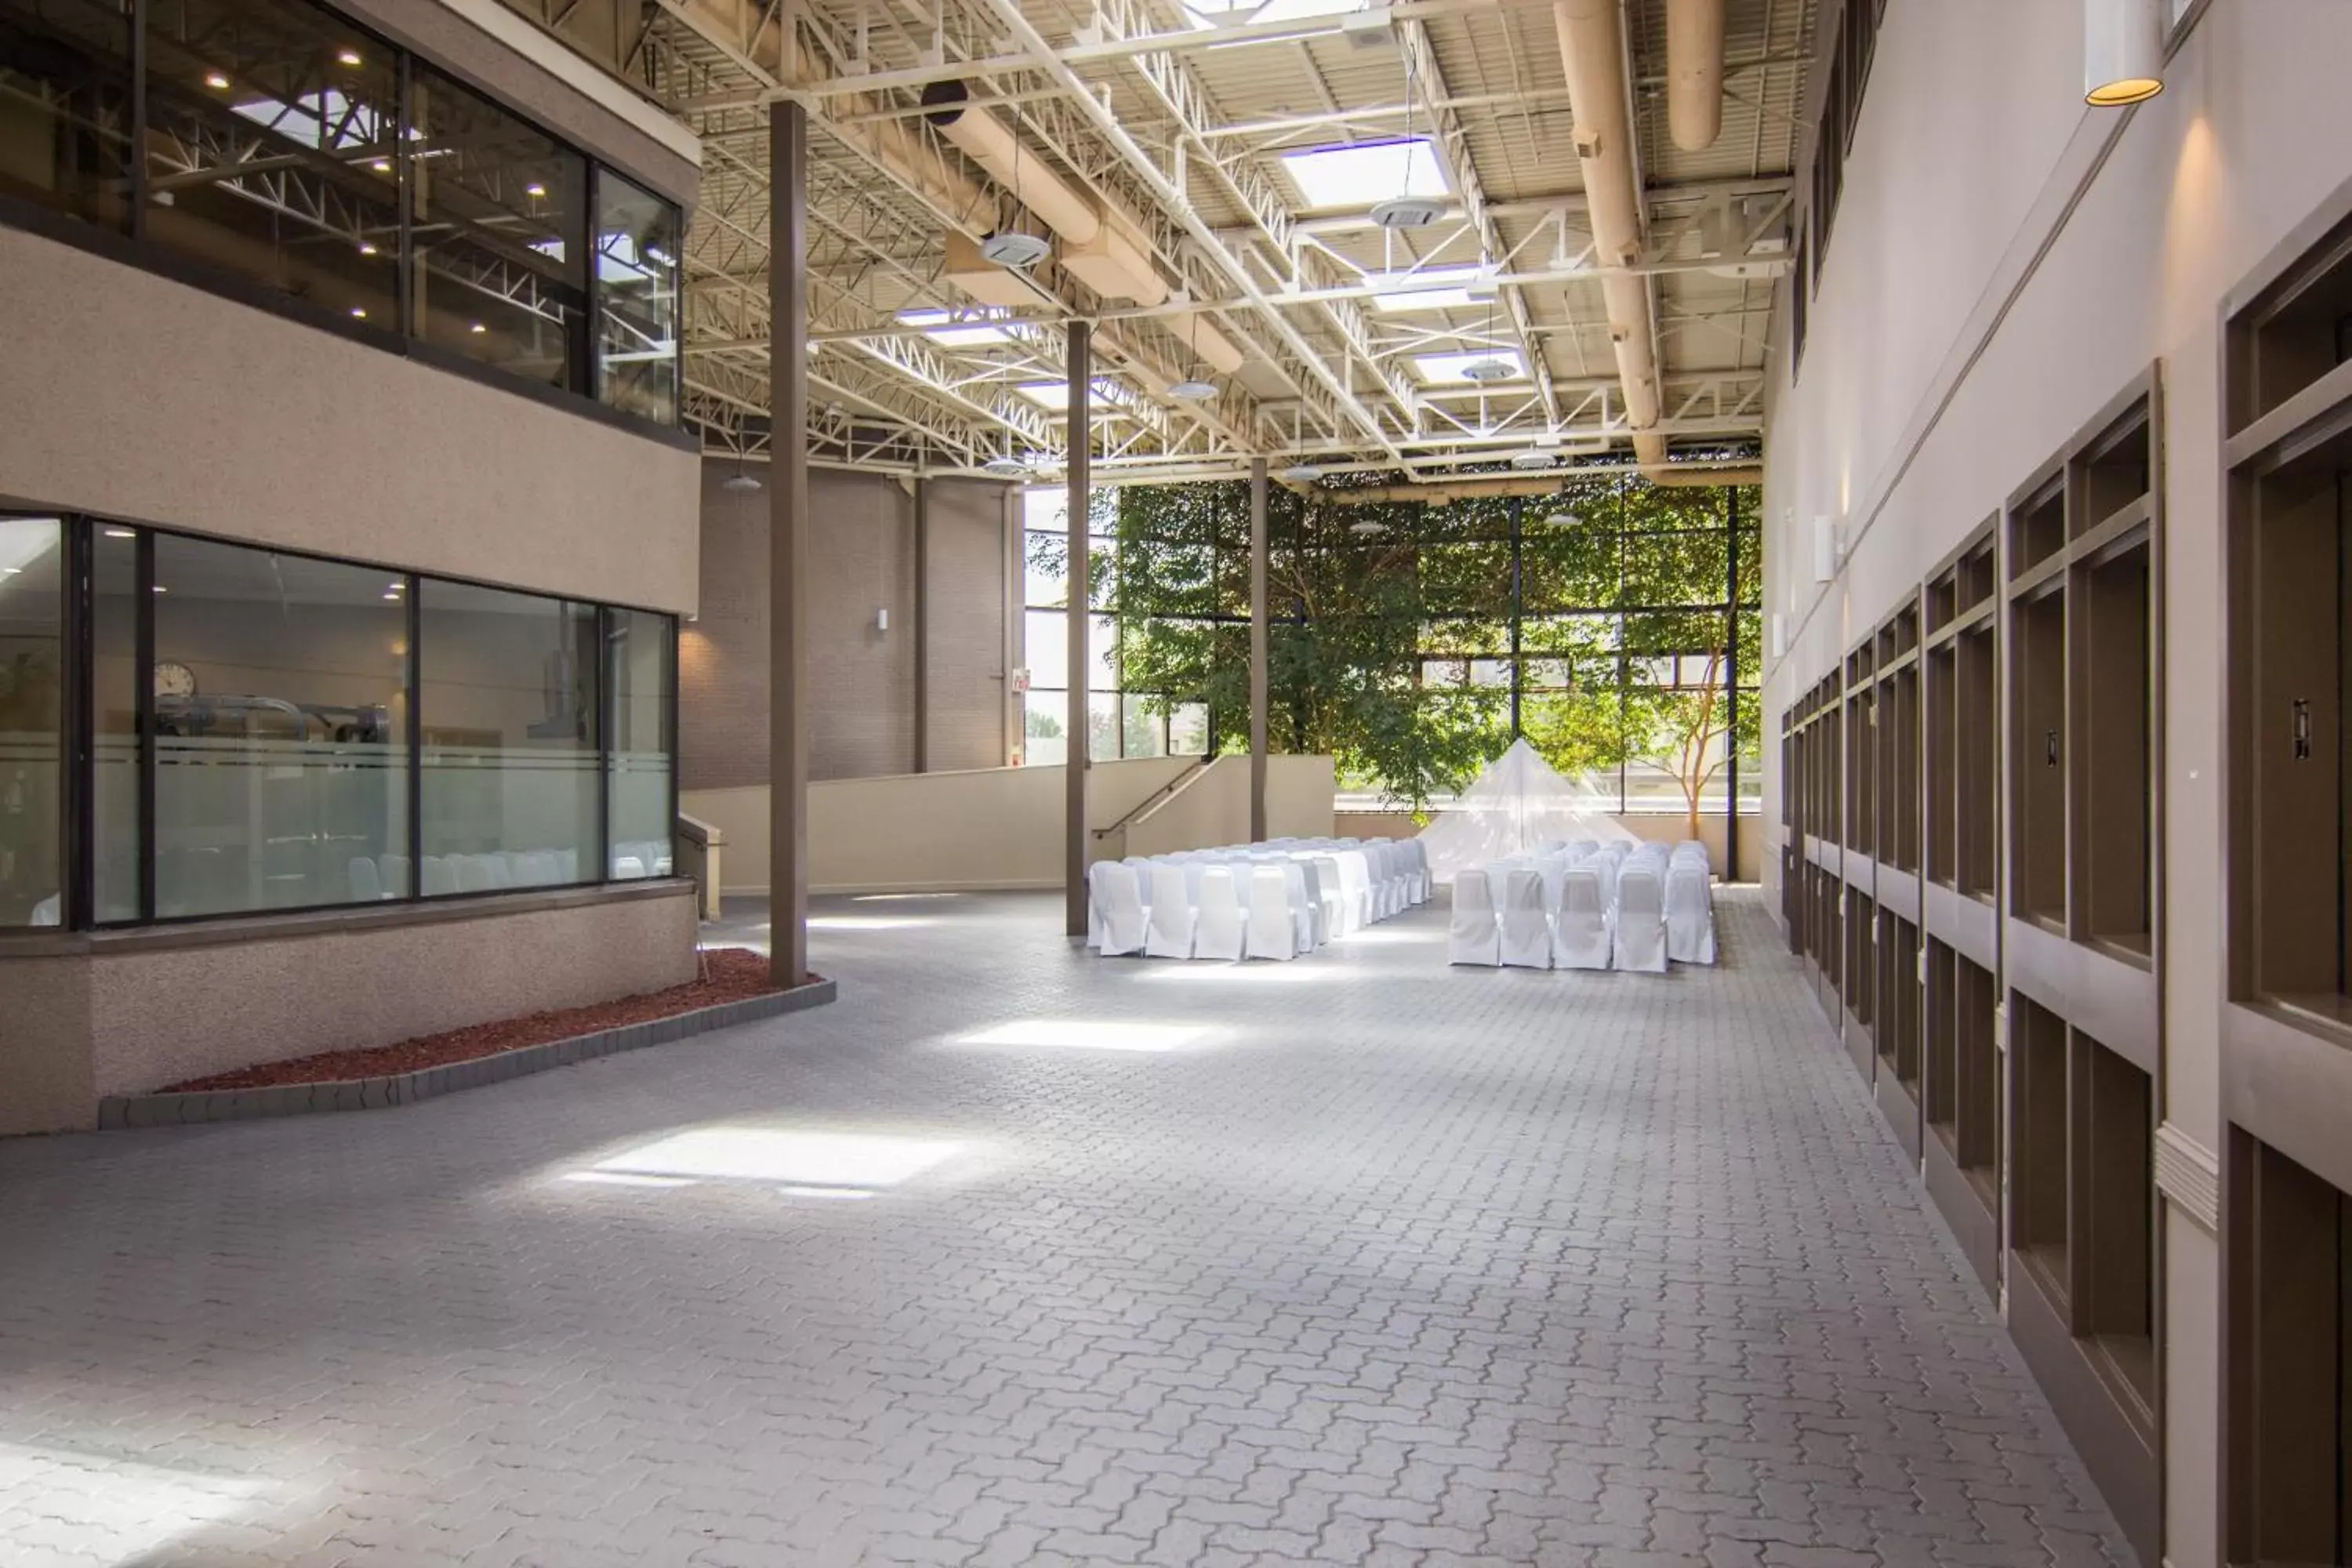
[1416, 739, 1636, 886]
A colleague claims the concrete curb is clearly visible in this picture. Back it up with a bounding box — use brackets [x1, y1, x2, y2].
[97, 978, 839, 1131]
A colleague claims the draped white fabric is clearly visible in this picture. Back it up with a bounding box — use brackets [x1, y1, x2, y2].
[1413, 738, 1636, 888]
[1446, 838, 1715, 975]
[1092, 836, 1428, 963]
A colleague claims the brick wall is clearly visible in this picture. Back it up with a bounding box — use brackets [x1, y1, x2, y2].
[681, 463, 1010, 789]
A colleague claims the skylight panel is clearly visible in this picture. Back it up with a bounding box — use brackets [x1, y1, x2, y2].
[898, 307, 1014, 347]
[1413, 348, 1526, 383]
[1279, 138, 1447, 212]
[1367, 264, 1494, 314]
[1017, 379, 1131, 412]
[1179, 0, 1359, 29]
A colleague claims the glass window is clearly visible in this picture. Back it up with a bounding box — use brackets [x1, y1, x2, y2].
[1121, 695, 1165, 759]
[1024, 609, 1067, 690]
[1169, 702, 1209, 757]
[90, 524, 140, 920]
[605, 605, 672, 879]
[151, 535, 408, 916]
[141, 0, 401, 324]
[0, 0, 134, 227]
[419, 580, 597, 892]
[593, 169, 678, 425]
[1023, 691, 1066, 767]
[407, 66, 586, 390]
[0, 517, 64, 927]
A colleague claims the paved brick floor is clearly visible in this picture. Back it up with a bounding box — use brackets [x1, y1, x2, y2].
[0, 889, 2130, 1567]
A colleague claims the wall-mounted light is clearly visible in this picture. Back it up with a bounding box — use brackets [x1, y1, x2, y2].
[2085, 0, 2164, 107]
[1811, 514, 1841, 584]
[877, 607, 891, 634]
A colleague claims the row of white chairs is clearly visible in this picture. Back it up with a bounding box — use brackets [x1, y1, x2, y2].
[1088, 837, 1431, 961]
[1450, 839, 1715, 972]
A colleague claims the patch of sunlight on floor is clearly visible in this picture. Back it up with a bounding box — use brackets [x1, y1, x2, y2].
[1131, 962, 1334, 983]
[954, 1018, 1220, 1053]
[582, 1127, 962, 1191]
[850, 892, 964, 902]
[808, 916, 935, 931]
[0, 1442, 271, 1566]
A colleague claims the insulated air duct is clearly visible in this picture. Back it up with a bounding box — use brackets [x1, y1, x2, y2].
[1665, 0, 1726, 151]
[1551, 0, 1668, 475]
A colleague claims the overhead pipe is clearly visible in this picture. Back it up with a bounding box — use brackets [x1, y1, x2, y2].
[1551, 0, 1669, 476]
[1665, 0, 1726, 151]
[1323, 461, 1761, 504]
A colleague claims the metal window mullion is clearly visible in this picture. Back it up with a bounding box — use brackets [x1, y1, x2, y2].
[667, 612, 680, 866]
[126, 0, 147, 241]
[405, 574, 421, 897]
[134, 529, 154, 921]
[581, 165, 601, 405]
[395, 49, 414, 341]
[595, 602, 612, 884]
[64, 519, 93, 930]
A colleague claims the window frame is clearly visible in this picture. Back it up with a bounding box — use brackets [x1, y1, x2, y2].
[6, 510, 680, 932]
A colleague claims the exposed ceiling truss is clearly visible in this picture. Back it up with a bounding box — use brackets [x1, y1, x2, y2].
[499, 0, 1814, 485]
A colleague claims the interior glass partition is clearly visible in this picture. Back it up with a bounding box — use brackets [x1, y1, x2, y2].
[0, 514, 64, 927]
[605, 605, 673, 879]
[0, 0, 136, 227]
[90, 525, 140, 921]
[150, 534, 409, 916]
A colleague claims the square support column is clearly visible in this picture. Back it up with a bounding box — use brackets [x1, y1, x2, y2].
[1250, 456, 1269, 843]
[768, 102, 809, 988]
[1065, 323, 1091, 938]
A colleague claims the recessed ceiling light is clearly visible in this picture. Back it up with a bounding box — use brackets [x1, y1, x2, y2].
[981, 230, 1051, 270]
[350, 307, 367, 319]
[371, 159, 390, 172]
[151, 584, 167, 593]
[337, 49, 363, 66]
[525, 182, 546, 198]
[1, 567, 18, 575]
[205, 72, 230, 89]
[386, 581, 405, 593]
[1167, 377, 1218, 401]
[104, 528, 136, 539]
[382, 590, 401, 601]
[358, 242, 377, 256]
[468, 322, 486, 334]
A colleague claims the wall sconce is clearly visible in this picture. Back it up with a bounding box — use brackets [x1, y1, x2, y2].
[2085, 0, 2164, 106]
[1811, 514, 1842, 583]
[877, 607, 891, 634]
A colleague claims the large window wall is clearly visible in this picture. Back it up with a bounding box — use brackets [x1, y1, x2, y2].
[1090, 475, 1761, 816]
[0, 0, 680, 426]
[0, 512, 677, 930]
[1020, 488, 1209, 766]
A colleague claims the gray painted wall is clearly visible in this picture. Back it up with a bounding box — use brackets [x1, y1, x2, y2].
[682, 465, 1012, 788]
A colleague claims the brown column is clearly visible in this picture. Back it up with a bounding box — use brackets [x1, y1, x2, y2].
[913, 476, 929, 773]
[1065, 324, 1091, 937]
[768, 102, 809, 988]
[1249, 456, 1269, 842]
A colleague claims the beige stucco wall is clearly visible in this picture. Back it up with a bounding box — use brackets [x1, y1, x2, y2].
[684, 753, 1340, 895]
[0, 884, 697, 1133]
[1754, 5, 2352, 1559]
[0, 227, 700, 615]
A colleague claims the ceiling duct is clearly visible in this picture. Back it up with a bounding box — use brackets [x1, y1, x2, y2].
[1327, 460, 1760, 504]
[1552, 0, 1669, 479]
[1665, 0, 1726, 151]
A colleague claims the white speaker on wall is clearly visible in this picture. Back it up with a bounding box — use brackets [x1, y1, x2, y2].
[1811, 514, 1842, 583]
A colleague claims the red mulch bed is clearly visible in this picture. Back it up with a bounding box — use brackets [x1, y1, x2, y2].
[161, 949, 819, 1092]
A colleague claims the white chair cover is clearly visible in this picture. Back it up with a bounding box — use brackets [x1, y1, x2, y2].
[378, 854, 410, 898]
[1334, 851, 1372, 934]
[1086, 861, 1114, 948]
[1499, 866, 1552, 970]
[1244, 866, 1298, 961]
[1194, 866, 1247, 961]
[1447, 866, 1502, 967]
[1613, 863, 1668, 973]
[420, 855, 458, 896]
[1312, 855, 1347, 939]
[1145, 865, 1196, 959]
[348, 856, 383, 902]
[1283, 861, 1319, 949]
[1664, 863, 1716, 964]
[1555, 865, 1611, 970]
[456, 855, 495, 893]
[1098, 862, 1149, 956]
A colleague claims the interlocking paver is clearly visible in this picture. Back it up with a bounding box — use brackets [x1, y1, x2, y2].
[0, 889, 2131, 1566]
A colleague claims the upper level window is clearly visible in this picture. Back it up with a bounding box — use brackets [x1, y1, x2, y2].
[0, 0, 681, 429]
[593, 169, 680, 426]
[0, 0, 134, 228]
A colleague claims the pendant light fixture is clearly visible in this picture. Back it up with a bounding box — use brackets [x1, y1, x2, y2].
[980, 131, 1051, 268]
[1167, 309, 1218, 401]
[722, 454, 762, 493]
[2084, 0, 2164, 106]
[1460, 293, 1515, 383]
[1370, 49, 1445, 230]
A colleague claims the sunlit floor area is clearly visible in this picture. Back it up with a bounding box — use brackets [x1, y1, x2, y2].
[0, 889, 2129, 1567]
